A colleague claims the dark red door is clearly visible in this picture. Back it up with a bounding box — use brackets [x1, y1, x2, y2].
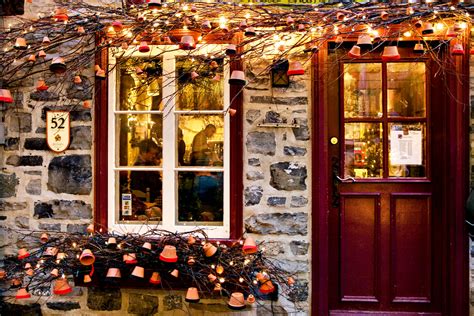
[327, 49, 446, 315]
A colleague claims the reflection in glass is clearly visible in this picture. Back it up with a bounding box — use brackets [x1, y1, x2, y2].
[117, 114, 162, 167]
[118, 57, 163, 111]
[177, 115, 224, 167]
[176, 56, 224, 110]
[177, 171, 223, 225]
[344, 123, 383, 178]
[387, 63, 425, 117]
[343, 63, 382, 118]
[118, 170, 162, 222]
[389, 123, 426, 177]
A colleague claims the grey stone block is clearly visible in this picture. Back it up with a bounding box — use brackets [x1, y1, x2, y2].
[46, 302, 81, 311]
[292, 118, 310, 141]
[47, 155, 92, 195]
[6, 155, 43, 166]
[24, 138, 48, 150]
[289, 240, 309, 256]
[0, 200, 26, 211]
[87, 288, 121, 311]
[267, 197, 286, 206]
[163, 294, 182, 311]
[245, 185, 263, 206]
[248, 158, 261, 166]
[0, 173, 19, 198]
[246, 131, 276, 156]
[245, 212, 308, 235]
[246, 171, 264, 181]
[270, 162, 307, 191]
[290, 196, 308, 208]
[15, 216, 29, 229]
[128, 293, 159, 315]
[69, 126, 92, 150]
[250, 96, 308, 105]
[8, 112, 32, 133]
[26, 179, 41, 195]
[284, 146, 307, 156]
[246, 109, 261, 124]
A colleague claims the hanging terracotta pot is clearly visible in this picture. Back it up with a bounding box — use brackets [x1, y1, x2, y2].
[53, 278, 72, 295]
[15, 288, 31, 299]
[202, 242, 218, 257]
[79, 249, 95, 266]
[228, 292, 245, 310]
[159, 245, 178, 262]
[131, 266, 145, 278]
[149, 272, 161, 284]
[185, 287, 200, 303]
[17, 248, 29, 259]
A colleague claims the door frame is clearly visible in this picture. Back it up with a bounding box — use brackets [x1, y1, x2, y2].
[311, 40, 470, 315]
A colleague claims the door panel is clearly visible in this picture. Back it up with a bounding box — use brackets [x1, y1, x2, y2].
[390, 193, 432, 303]
[327, 47, 442, 314]
[340, 194, 380, 303]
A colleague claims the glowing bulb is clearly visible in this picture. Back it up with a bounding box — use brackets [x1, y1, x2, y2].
[219, 16, 227, 25]
[211, 264, 216, 269]
[244, 259, 250, 265]
[183, 4, 189, 10]
[245, 13, 251, 19]
[72, 242, 77, 248]
[219, 277, 225, 283]
[253, 279, 258, 285]
[239, 277, 244, 283]
[403, 31, 412, 37]
[273, 34, 280, 41]
[198, 36, 202, 41]
[435, 23, 444, 31]
[229, 261, 234, 266]
[459, 22, 468, 30]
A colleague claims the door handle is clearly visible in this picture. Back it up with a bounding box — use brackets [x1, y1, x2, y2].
[336, 175, 356, 183]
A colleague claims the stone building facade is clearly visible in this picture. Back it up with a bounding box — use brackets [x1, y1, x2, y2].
[0, 1, 472, 315]
[0, 1, 311, 315]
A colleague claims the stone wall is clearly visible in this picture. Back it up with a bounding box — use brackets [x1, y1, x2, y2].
[242, 57, 312, 313]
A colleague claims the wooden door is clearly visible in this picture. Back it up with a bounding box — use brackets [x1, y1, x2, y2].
[327, 48, 447, 315]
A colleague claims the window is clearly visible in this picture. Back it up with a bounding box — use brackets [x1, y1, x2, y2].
[342, 62, 427, 179]
[107, 45, 236, 238]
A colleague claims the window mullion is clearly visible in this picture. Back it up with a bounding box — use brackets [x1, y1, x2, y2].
[162, 52, 176, 229]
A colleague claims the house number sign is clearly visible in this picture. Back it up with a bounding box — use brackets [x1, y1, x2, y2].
[46, 111, 70, 153]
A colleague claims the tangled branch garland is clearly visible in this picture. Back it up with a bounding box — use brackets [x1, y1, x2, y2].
[0, 226, 299, 310]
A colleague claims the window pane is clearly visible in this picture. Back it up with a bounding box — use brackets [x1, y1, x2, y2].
[389, 123, 426, 177]
[177, 171, 223, 225]
[177, 114, 224, 167]
[387, 63, 425, 117]
[344, 123, 383, 178]
[343, 63, 382, 118]
[117, 114, 162, 167]
[118, 57, 162, 111]
[176, 56, 224, 110]
[118, 170, 162, 222]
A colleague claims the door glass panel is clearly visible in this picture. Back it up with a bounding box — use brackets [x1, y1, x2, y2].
[177, 171, 223, 225]
[344, 123, 383, 178]
[177, 114, 224, 167]
[343, 63, 382, 118]
[118, 57, 163, 111]
[389, 123, 426, 177]
[176, 56, 224, 110]
[116, 114, 162, 167]
[387, 63, 426, 117]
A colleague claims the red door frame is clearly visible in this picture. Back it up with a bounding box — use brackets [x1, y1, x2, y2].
[311, 41, 470, 315]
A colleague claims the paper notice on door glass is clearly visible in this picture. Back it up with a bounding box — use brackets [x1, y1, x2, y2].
[390, 130, 422, 165]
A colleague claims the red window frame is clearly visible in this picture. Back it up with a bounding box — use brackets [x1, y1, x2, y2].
[93, 36, 244, 240]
